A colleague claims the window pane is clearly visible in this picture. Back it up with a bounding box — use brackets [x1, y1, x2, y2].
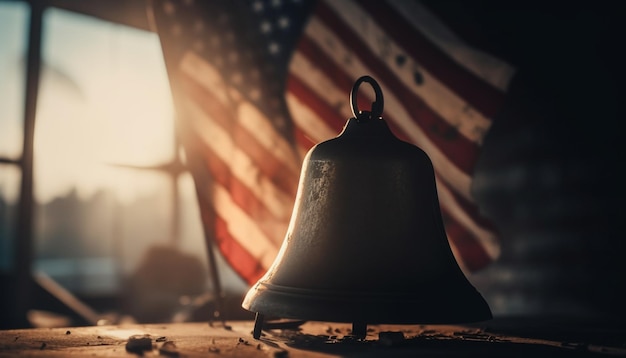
[34, 8, 176, 296]
[34, 171, 173, 294]
[0, 2, 29, 159]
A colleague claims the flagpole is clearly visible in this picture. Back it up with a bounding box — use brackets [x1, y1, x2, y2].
[204, 233, 226, 326]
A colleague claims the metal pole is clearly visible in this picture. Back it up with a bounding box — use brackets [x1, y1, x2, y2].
[204, 230, 226, 325]
[13, 0, 44, 328]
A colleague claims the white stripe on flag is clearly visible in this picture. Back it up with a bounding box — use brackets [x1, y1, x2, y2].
[212, 183, 278, 270]
[436, 177, 500, 259]
[388, 0, 516, 92]
[185, 99, 294, 222]
[237, 101, 301, 178]
[297, 23, 474, 201]
[181, 51, 300, 179]
[319, 1, 492, 144]
[179, 51, 230, 105]
[286, 91, 337, 143]
[289, 52, 354, 121]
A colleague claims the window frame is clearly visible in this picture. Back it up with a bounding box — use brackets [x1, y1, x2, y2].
[0, 0, 229, 328]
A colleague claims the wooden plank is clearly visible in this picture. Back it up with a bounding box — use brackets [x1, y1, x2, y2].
[0, 322, 273, 357]
[1, 320, 625, 357]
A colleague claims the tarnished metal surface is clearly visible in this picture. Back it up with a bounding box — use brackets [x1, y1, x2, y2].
[243, 84, 491, 326]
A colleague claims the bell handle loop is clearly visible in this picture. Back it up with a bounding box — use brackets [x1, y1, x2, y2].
[350, 75, 384, 120]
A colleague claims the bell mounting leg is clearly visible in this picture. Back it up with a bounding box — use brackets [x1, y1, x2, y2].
[350, 75, 384, 120]
[252, 313, 264, 339]
[352, 321, 367, 339]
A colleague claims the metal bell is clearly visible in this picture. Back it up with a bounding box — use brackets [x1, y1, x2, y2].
[242, 76, 491, 338]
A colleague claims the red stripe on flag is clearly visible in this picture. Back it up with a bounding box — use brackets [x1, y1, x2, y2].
[287, 75, 349, 134]
[211, 209, 267, 284]
[184, 130, 290, 243]
[355, 0, 505, 118]
[190, 178, 268, 285]
[181, 74, 299, 196]
[293, 125, 318, 151]
[442, 210, 492, 271]
[448, 185, 500, 234]
[302, 11, 480, 173]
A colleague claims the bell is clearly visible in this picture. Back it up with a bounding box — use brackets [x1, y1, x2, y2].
[242, 76, 491, 339]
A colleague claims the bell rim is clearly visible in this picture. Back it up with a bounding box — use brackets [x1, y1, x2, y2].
[242, 282, 492, 325]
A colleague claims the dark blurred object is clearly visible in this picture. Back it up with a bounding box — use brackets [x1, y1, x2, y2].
[437, 0, 626, 318]
[121, 245, 254, 323]
[123, 245, 206, 323]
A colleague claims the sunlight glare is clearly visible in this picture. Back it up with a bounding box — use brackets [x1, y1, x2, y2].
[34, 8, 175, 205]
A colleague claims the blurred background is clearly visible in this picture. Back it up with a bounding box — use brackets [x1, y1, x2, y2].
[0, 0, 251, 328]
[1, 0, 623, 329]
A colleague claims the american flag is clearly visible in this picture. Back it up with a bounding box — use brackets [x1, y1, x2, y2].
[150, 0, 515, 285]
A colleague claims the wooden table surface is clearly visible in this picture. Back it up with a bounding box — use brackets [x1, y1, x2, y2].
[1, 318, 625, 357]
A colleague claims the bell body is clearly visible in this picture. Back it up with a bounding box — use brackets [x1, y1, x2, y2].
[242, 117, 491, 325]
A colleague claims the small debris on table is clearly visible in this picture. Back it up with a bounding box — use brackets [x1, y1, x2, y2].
[125, 334, 153, 353]
[378, 331, 405, 346]
[159, 341, 179, 357]
[273, 349, 289, 357]
[65, 330, 71, 335]
[156, 336, 167, 342]
[208, 319, 232, 331]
